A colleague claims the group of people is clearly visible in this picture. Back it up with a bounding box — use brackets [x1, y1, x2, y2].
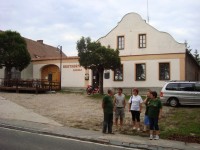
[102, 88, 162, 140]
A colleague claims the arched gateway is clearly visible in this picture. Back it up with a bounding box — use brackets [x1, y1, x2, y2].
[41, 65, 60, 82]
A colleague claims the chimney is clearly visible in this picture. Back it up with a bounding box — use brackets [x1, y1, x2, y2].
[37, 40, 43, 44]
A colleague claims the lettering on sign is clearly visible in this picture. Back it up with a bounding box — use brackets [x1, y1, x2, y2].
[73, 69, 82, 71]
[63, 64, 81, 68]
[63, 64, 82, 71]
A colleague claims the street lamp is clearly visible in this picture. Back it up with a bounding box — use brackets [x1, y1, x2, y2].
[57, 45, 62, 90]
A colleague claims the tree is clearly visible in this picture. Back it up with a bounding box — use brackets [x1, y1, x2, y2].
[185, 40, 192, 54]
[193, 49, 200, 65]
[77, 37, 121, 94]
[0, 30, 31, 79]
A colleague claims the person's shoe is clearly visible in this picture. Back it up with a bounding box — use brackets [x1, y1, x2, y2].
[154, 135, 159, 140]
[137, 128, 140, 131]
[108, 132, 115, 134]
[149, 135, 153, 140]
[132, 127, 136, 130]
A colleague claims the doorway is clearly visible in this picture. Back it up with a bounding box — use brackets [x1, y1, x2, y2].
[92, 70, 99, 87]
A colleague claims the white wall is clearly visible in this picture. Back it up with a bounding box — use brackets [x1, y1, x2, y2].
[61, 63, 86, 87]
[0, 68, 4, 78]
[98, 13, 185, 56]
[33, 63, 86, 88]
[21, 63, 33, 79]
[33, 64, 43, 79]
[103, 59, 180, 88]
[0, 64, 33, 80]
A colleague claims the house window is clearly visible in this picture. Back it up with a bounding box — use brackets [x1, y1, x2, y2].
[114, 65, 123, 81]
[104, 70, 110, 79]
[159, 63, 170, 80]
[136, 63, 146, 81]
[139, 34, 146, 48]
[117, 36, 125, 50]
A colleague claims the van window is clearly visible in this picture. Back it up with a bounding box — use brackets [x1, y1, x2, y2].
[195, 83, 200, 92]
[166, 83, 179, 91]
[179, 83, 194, 91]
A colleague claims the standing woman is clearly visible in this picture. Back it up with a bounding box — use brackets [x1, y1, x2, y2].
[148, 91, 162, 140]
[129, 88, 143, 131]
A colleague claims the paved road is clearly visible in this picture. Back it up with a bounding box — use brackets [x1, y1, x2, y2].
[0, 127, 138, 150]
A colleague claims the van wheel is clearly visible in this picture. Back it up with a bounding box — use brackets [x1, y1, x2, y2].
[169, 98, 179, 107]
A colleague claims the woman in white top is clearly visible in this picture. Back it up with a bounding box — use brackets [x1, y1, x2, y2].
[129, 88, 143, 131]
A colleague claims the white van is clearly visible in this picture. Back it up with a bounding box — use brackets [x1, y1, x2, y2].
[160, 81, 200, 107]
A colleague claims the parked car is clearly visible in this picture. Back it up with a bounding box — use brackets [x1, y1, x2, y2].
[160, 81, 200, 107]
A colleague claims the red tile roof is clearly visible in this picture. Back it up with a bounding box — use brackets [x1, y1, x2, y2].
[0, 30, 66, 60]
[25, 38, 66, 59]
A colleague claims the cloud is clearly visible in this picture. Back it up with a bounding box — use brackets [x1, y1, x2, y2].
[0, 0, 200, 55]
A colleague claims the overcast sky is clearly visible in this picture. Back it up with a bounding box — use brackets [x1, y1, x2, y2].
[1, 0, 200, 56]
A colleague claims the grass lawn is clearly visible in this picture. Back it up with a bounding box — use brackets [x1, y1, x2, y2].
[159, 106, 200, 143]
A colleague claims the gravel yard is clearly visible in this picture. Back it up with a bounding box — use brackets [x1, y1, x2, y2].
[0, 92, 172, 133]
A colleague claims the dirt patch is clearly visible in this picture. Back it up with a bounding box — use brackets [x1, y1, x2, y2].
[168, 134, 200, 144]
[0, 92, 172, 133]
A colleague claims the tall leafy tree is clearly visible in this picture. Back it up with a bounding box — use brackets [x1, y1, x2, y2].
[193, 49, 200, 65]
[77, 37, 121, 94]
[0, 30, 31, 79]
[185, 40, 192, 54]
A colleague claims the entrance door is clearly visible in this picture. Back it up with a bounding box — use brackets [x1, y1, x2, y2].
[92, 70, 99, 87]
[48, 73, 53, 82]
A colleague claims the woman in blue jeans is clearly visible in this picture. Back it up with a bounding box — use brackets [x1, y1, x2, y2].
[147, 91, 162, 140]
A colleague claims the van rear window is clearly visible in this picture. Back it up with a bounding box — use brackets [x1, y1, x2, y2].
[195, 83, 200, 91]
[179, 83, 194, 91]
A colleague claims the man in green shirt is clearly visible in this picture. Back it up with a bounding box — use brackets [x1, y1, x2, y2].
[147, 91, 162, 140]
[102, 89, 114, 134]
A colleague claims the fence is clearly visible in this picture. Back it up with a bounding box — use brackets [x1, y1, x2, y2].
[0, 78, 60, 93]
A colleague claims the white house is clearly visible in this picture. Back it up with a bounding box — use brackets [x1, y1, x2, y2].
[1, 12, 199, 93]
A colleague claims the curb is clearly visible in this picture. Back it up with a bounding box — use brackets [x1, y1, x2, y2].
[0, 123, 110, 145]
[0, 123, 184, 150]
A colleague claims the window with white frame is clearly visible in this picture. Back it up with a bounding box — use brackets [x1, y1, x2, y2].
[117, 36, 125, 50]
[136, 63, 146, 81]
[139, 34, 146, 48]
[114, 65, 123, 81]
[159, 63, 170, 80]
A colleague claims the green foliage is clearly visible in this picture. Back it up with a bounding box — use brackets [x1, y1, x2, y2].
[185, 41, 200, 65]
[76, 36, 121, 71]
[76, 36, 121, 94]
[185, 40, 192, 54]
[0, 30, 31, 78]
[193, 49, 200, 65]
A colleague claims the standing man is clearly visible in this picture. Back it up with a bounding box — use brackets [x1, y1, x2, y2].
[114, 88, 126, 131]
[102, 89, 114, 134]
